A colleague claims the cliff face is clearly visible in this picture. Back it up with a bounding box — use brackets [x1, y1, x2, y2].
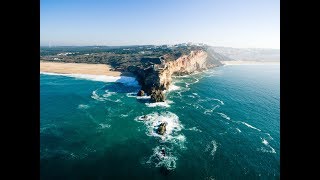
[158, 50, 209, 90]
[137, 50, 221, 101]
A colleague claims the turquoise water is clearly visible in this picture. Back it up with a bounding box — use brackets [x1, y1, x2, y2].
[40, 64, 280, 179]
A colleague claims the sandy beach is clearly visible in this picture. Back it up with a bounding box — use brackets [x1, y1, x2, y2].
[221, 60, 280, 65]
[40, 61, 132, 76]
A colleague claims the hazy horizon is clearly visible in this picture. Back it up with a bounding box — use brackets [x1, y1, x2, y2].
[40, 43, 280, 50]
[41, 0, 280, 49]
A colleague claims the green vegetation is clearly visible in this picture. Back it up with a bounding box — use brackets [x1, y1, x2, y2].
[40, 44, 208, 71]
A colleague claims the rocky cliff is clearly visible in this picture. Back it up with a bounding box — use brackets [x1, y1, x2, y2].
[136, 50, 222, 102]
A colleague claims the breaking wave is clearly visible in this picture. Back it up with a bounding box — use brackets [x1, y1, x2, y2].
[40, 72, 139, 86]
[145, 100, 173, 108]
[217, 112, 231, 120]
[145, 145, 178, 170]
[240, 122, 262, 132]
[258, 138, 276, 154]
[135, 112, 185, 145]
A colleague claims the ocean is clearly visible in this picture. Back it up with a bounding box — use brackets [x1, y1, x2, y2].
[40, 64, 280, 179]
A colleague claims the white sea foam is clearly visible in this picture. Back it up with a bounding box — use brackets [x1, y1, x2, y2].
[98, 123, 111, 129]
[135, 112, 185, 145]
[262, 138, 269, 145]
[258, 138, 276, 153]
[217, 112, 231, 120]
[126, 92, 137, 98]
[187, 95, 196, 98]
[137, 95, 151, 99]
[236, 128, 242, 133]
[212, 98, 224, 105]
[205, 140, 218, 159]
[40, 72, 139, 86]
[265, 133, 274, 140]
[204, 105, 220, 115]
[146, 145, 178, 170]
[241, 122, 262, 131]
[192, 93, 198, 96]
[126, 92, 151, 99]
[198, 98, 224, 105]
[78, 104, 89, 109]
[168, 84, 181, 91]
[102, 90, 116, 97]
[187, 127, 202, 132]
[91, 89, 119, 102]
[145, 100, 173, 108]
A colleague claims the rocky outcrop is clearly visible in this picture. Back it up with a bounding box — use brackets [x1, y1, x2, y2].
[157, 122, 167, 135]
[150, 88, 165, 102]
[137, 90, 145, 96]
[157, 50, 209, 90]
[136, 50, 221, 101]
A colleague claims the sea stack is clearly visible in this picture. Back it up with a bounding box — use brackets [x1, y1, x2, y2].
[137, 90, 145, 96]
[150, 88, 165, 102]
[157, 122, 167, 135]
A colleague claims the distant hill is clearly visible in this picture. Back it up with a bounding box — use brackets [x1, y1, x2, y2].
[211, 46, 280, 62]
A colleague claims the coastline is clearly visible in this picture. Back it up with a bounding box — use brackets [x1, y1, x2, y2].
[40, 61, 134, 77]
[221, 60, 280, 65]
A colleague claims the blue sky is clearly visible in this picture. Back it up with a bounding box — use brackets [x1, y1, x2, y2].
[40, 0, 280, 48]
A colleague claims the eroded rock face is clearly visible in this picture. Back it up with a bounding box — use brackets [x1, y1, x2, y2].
[157, 122, 167, 135]
[137, 50, 220, 97]
[150, 88, 165, 102]
[137, 90, 145, 96]
[158, 50, 209, 90]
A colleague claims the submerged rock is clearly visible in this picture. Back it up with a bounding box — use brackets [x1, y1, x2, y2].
[150, 88, 165, 102]
[157, 122, 167, 135]
[140, 115, 148, 121]
[137, 90, 145, 96]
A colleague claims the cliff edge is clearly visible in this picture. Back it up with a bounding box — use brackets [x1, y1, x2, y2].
[136, 50, 222, 102]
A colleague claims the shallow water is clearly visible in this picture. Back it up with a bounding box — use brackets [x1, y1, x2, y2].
[40, 64, 280, 179]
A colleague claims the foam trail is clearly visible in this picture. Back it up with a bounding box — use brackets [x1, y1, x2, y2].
[102, 90, 116, 97]
[217, 112, 231, 120]
[205, 140, 218, 159]
[40, 72, 139, 86]
[212, 98, 224, 105]
[236, 128, 242, 133]
[145, 100, 173, 108]
[78, 104, 89, 109]
[265, 133, 274, 140]
[241, 122, 262, 132]
[204, 105, 220, 115]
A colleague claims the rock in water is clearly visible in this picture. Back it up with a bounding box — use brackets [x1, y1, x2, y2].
[137, 90, 145, 96]
[150, 88, 165, 102]
[157, 122, 167, 135]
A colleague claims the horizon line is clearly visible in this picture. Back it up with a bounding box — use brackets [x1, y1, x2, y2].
[39, 44, 280, 50]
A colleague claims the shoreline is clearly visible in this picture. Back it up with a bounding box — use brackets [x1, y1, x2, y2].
[40, 61, 134, 77]
[221, 60, 280, 65]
